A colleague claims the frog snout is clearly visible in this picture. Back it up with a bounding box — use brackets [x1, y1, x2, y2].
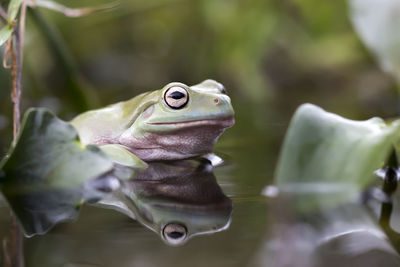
[213, 95, 232, 107]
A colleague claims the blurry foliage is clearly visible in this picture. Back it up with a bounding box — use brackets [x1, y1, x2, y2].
[1, 0, 399, 157]
[349, 0, 400, 85]
[272, 103, 400, 210]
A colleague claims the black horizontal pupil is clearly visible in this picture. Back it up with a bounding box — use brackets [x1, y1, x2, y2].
[169, 91, 185, 99]
[167, 231, 184, 239]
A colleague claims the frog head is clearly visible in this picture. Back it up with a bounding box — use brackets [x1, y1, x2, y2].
[72, 80, 234, 161]
[118, 79, 235, 160]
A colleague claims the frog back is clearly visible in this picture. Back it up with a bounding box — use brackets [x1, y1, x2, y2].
[70, 91, 159, 145]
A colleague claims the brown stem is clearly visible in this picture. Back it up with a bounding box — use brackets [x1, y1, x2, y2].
[7, 6, 26, 267]
[10, 213, 23, 267]
[19, 2, 27, 60]
[10, 30, 21, 139]
[2, 238, 11, 267]
[0, 2, 25, 267]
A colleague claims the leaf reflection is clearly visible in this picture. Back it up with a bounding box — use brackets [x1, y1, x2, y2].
[255, 192, 400, 267]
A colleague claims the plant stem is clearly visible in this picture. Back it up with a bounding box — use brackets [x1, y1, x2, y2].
[9, 214, 24, 267]
[11, 27, 21, 138]
[8, 5, 26, 267]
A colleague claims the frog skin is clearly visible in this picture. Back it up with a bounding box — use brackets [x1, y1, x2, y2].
[70, 80, 235, 161]
[94, 159, 233, 246]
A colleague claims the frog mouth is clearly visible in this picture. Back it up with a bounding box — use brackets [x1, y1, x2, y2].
[148, 116, 235, 128]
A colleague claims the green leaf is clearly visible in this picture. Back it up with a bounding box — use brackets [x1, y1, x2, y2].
[8, 0, 23, 21]
[0, 108, 114, 189]
[349, 0, 400, 83]
[0, 108, 115, 236]
[262, 105, 400, 260]
[0, 25, 12, 46]
[275, 103, 400, 189]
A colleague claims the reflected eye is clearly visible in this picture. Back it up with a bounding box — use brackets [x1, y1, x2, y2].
[162, 223, 187, 245]
[164, 86, 189, 109]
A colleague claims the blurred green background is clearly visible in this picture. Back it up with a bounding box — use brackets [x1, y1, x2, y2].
[0, 0, 399, 156]
[2, 1, 400, 266]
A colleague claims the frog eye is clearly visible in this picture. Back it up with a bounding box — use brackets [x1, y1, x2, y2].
[162, 223, 187, 245]
[164, 86, 189, 109]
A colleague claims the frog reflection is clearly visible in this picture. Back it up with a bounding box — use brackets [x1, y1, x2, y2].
[93, 159, 233, 245]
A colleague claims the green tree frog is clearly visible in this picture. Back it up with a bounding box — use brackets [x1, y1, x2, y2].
[71, 80, 234, 161]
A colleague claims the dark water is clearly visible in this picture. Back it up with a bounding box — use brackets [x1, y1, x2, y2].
[0, 154, 271, 266]
[0, 105, 278, 267]
[2, 113, 400, 267]
[1, 88, 400, 267]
